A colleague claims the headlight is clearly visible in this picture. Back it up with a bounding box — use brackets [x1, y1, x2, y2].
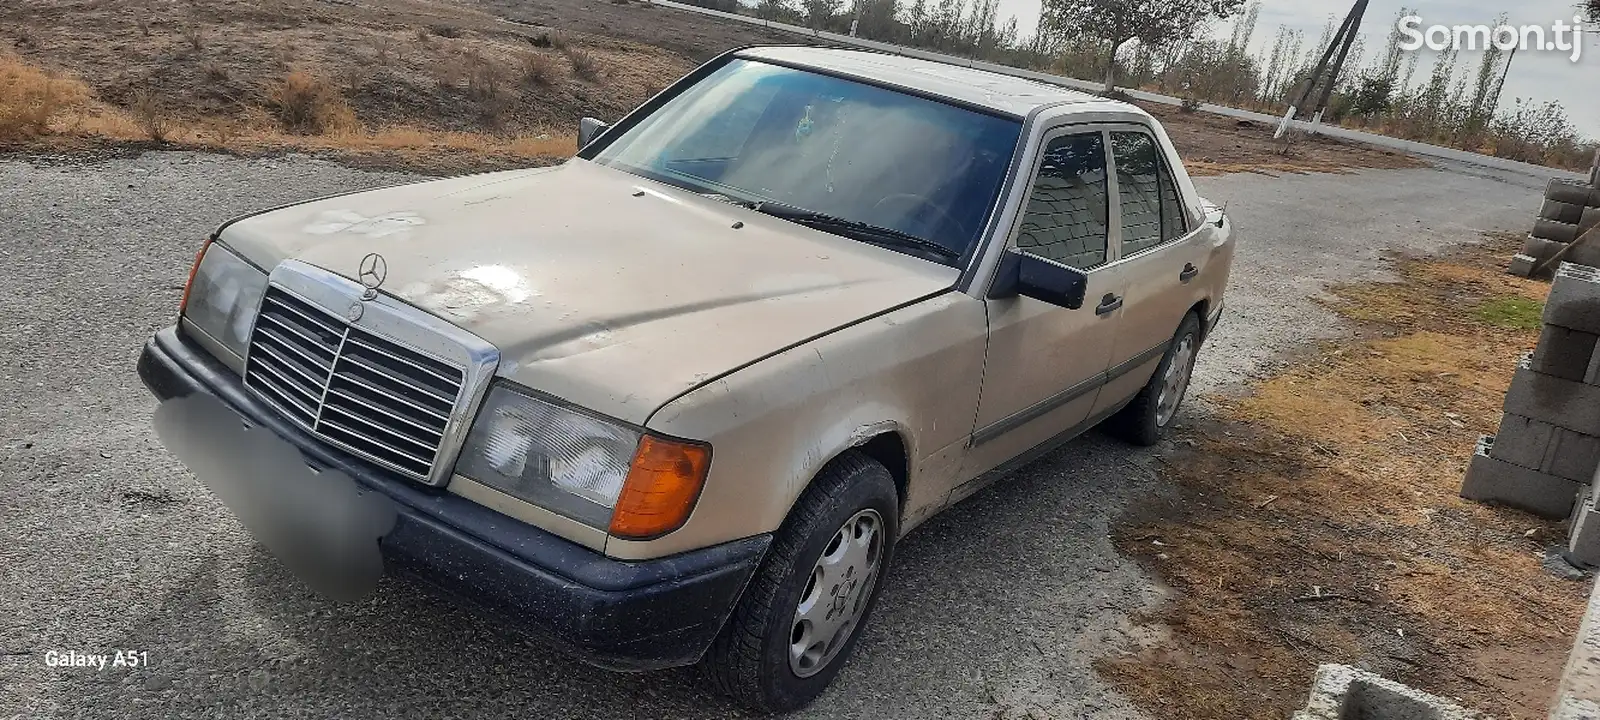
[455, 382, 711, 538]
[181, 241, 269, 361]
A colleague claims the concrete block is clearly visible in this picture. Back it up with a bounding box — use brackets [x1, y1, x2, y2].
[1488, 415, 1600, 482]
[1490, 414, 1557, 468]
[1506, 359, 1600, 437]
[1532, 325, 1600, 381]
[1536, 219, 1582, 243]
[1567, 237, 1600, 269]
[1550, 428, 1600, 482]
[1582, 207, 1600, 234]
[1545, 198, 1588, 223]
[1504, 353, 1600, 435]
[1292, 664, 1482, 720]
[1507, 253, 1539, 278]
[1549, 178, 1597, 206]
[1568, 486, 1600, 569]
[1545, 263, 1600, 336]
[1462, 435, 1583, 518]
[1525, 235, 1568, 265]
[1588, 346, 1600, 385]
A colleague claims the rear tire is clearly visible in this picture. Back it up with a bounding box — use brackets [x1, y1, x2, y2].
[1106, 312, 1202, 446]
[700, 451, 899, 713]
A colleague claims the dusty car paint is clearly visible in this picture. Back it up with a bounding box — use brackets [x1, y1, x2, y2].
[613, 291, 989, 558]
[194, 48, 1233, 565]
[217, 159, 961, 430]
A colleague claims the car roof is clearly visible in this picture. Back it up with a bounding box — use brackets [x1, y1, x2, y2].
[735, 45, 1107, 118]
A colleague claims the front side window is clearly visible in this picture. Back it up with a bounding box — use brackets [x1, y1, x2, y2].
[1014, 132, 1110, 270]
[589, 58, 1022, 265]
[1110, 131, 1188, 256]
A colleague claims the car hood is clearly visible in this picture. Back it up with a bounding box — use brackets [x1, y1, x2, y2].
[218, 159, 959, 425]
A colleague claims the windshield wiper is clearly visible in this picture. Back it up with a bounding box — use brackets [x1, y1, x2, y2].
[751, 201, 961, 263]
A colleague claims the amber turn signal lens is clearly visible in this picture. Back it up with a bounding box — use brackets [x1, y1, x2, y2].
[179, 238, 213, 314]
[609, 435, 711, 539]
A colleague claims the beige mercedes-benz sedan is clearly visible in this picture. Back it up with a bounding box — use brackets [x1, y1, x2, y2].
[139, 45, 1233, 712]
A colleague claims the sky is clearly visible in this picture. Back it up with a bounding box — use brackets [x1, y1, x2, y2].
[990, 0, 1599, 140]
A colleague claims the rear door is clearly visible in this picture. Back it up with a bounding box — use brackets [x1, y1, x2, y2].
[956, 128, 1129, 496]
[1091, 127, 1214, 416]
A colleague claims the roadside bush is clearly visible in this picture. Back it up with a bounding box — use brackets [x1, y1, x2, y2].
[0, 53, 91, 139]
[130, 88, 168, 141]
[564, 47, 599, 81]
[267, 71, 358, 135]
[462, 51, 504, 101]
[527, 32, 566, 50]
[520, 51, 557, 87]
[182, 24, 205, 52]
[201, 59, 229, 84]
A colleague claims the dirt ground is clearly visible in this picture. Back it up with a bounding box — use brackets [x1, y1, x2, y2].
[1101, 233, 1590, 719]
[3, 0, 1422, 175]
[1141, 102, 1424, 177]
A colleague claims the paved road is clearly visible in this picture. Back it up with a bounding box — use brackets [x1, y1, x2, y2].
[0, 152, 1543, 718]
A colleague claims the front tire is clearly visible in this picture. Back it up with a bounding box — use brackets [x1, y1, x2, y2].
[700, 451, 899, 713]
[1106, 312, 1202, 446]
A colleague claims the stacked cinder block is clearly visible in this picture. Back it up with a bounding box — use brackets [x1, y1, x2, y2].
[1462, 264, 1600, 519]
[1292, 664, 1482, 719]
[1510, 170, 1600, 278]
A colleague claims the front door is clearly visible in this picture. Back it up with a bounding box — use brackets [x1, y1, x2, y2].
[955, 129, 1127, 499]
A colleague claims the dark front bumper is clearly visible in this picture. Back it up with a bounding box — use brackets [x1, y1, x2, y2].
[138, 326, 769, 671]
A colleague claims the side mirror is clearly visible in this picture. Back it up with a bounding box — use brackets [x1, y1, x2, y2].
[578, 117, 609, 148]
[988, 249, 1088, 310]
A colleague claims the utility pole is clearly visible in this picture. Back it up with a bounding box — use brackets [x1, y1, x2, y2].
[1489, 44, 1517, 115]
[1275, 0, 1369, 138]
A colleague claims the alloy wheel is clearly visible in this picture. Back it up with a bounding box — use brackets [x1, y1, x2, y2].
[788, 508, 884, 678]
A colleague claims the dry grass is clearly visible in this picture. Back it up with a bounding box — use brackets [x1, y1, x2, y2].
[520, 51, 557, 87]
[129, 88, 168, 141]
[460, 50, 505, 102]
[182, 24, 206, 53]
[1103, 236, 1589, 719]
[201, 59, 230, 84]
[0, 52, 92, 140]
[564, 46, 600, 81]
[267, 70, 358, 135]
[0, 53, 573, 173]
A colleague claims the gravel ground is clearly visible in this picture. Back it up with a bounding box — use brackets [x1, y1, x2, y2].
[0, 151, 1544, 719]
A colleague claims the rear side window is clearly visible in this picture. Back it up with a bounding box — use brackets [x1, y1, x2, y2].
[1110, 131, 1188, 256]
[1014, 132, 1109, 270]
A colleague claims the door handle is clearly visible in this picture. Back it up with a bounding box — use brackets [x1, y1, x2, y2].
[1179, 263, 1199, 283]
[1095, 293, 1123, 316]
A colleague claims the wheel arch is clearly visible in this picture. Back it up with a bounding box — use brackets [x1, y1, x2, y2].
[854, 431, 910, 514]
[1187, 298, 1210, 342]
[783, 424, 913, 533]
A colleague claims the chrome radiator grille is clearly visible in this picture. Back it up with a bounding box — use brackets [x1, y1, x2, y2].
[244, 286, 466, 481]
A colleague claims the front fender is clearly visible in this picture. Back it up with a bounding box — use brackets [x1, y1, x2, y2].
[602, 292, 988, 560]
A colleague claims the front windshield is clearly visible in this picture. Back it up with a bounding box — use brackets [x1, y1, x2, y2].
[588, 58, 1022, 265]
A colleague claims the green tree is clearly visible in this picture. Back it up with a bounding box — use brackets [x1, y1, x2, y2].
[1039, 0, 1246, 92]
[802, 0, 844, 28]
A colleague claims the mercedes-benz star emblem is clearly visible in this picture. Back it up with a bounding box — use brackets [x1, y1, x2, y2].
[346, 302, 364, 322]
[358, 252, 387, 300]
